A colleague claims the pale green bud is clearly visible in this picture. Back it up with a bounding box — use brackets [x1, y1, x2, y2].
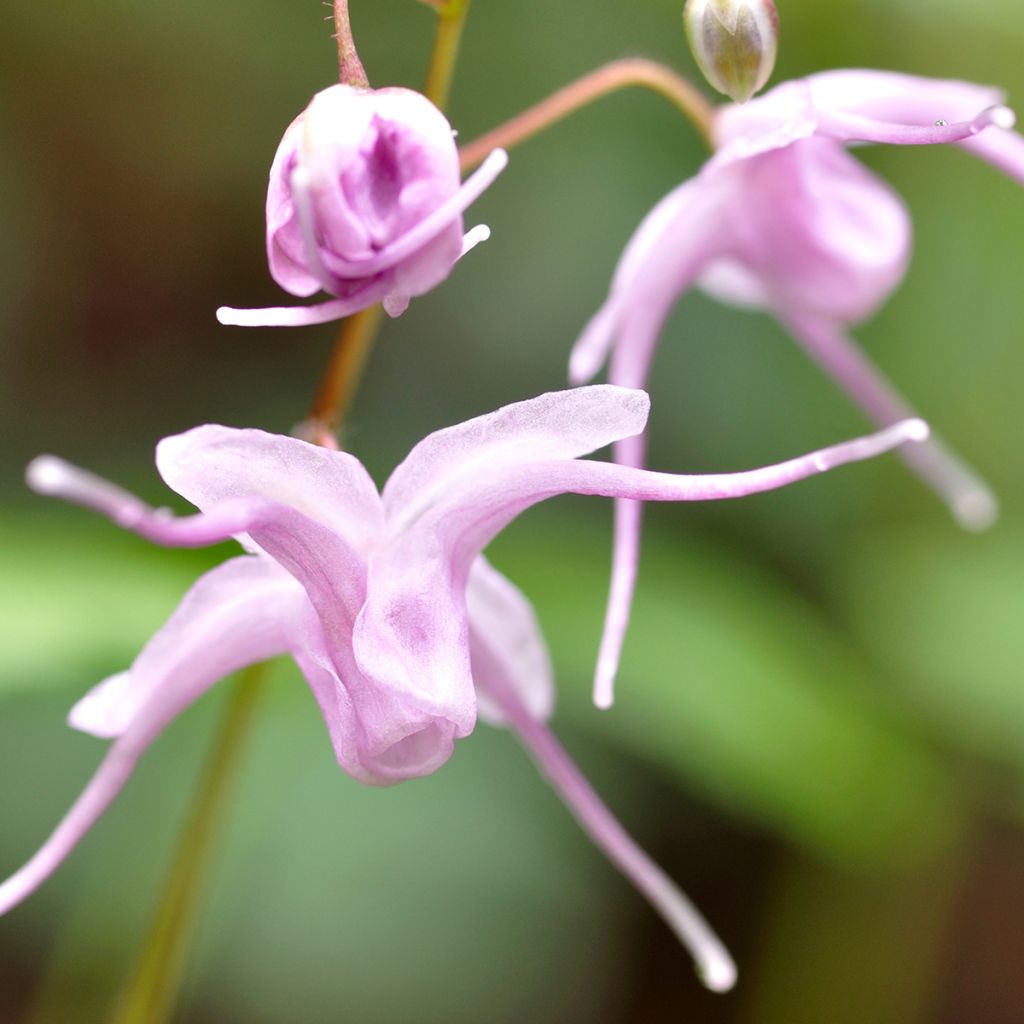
[683, 0, 779, 104]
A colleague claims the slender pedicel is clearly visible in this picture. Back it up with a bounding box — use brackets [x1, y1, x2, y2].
[480, 664, 737, 992]
[458, 59, 715, 172]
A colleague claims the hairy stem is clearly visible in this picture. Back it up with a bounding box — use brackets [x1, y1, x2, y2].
[110, 666, 266, 1024]
[459, 57, 715, 171]
[334, 0, 370, 87]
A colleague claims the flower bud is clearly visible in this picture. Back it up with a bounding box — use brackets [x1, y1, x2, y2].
[683, 0, 779, 105]
[218, 84, 506, 327]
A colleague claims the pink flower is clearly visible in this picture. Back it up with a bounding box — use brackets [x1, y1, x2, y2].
[217, 84, 508, 328]
[571, 70, 1023, 706]
[1, 388, 925, 987]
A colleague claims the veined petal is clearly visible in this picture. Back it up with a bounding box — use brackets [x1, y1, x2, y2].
[480, 647, 736, 992]
[312, 149, 508, 280]
[27, 454, 371, 674]
[381, 386, 651, 535]
[467, 557, 554, 726]
[0, 556, 303, 918]
[71, 556, 302, 738]
[806, 69, 1005, 127]
[156, 425, 383, 550]
[781, 311, 998, 530]
[393, 419, 927, 576]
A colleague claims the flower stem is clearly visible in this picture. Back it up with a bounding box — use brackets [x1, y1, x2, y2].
[301, 304, 384, 446]
[459, 57, 715, 171]
[333, 0, 370, 88]
[423, 0, 472, 110]
[110, 665, 267, 1024]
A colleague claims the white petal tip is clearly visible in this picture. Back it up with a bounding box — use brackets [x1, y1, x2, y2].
[989, 106, 1017, 131]
[460, 223, 492, 258]
[952, 490, 999, 533]
[592, 666, 617, 710]
[486, 147, 510, 173]
[26, 455, 74, 495]
[700, 957, 738, 993]
[216, 306, 240, 326]
[901, 418, 931, 444]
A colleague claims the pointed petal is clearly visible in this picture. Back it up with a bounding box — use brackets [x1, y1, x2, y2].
[216, 291, 387, 328]
[27, 454, 372, 673]
[467, 557, 554, 726]
[0, 556, 302, 918]
[781, 311, 998, 530]
[480, 651, 736, 992]
[156, 425, 383, 550]
[70, 556, 302, 738]
[388, 417, 929, 579]
[587, 178, 732, 708]
[381, 385, 651, 533]
[807, 70, 1005, 127]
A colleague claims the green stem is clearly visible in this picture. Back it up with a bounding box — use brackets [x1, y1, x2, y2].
[423, 0, 472, 110]
[110, 666, 266, 1024]
[458, 57, 715, 171]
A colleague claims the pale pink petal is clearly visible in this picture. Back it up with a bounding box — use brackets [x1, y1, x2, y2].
[71, 556, 301, 739]
[156, 425, 383, 550]
[584, 180, 731, 707]
[480, 649, 736, 992]
[0, 556, 302, 918]
[381, 385, 651, 534]
[781, 311, 998, 529]
[466, 557, 554, 726]
[806, 70, 1005, 127]
[311, 149, 508, 280]
[402, 418, 927, 574]
[27, 454, 371, 677]
[720, 139, 911, 325]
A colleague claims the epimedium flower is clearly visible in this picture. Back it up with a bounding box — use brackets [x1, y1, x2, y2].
[570, 69, 1024, 707]
[217, 83, 508, 328]
[0, 387, 927, 990]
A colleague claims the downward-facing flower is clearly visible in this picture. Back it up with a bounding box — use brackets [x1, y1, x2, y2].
[571, 69, 1024, 706]
[1, 388, 925, 988]
[217, 84, 508, 328]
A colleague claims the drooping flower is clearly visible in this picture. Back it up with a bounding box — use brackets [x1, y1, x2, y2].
[571, 70, 1024, 707]
[217, 84, 508, 328]
[1, 388, 926, 988]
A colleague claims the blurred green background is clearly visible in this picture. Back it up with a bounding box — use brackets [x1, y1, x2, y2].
[2, 0, 1023, 1020]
